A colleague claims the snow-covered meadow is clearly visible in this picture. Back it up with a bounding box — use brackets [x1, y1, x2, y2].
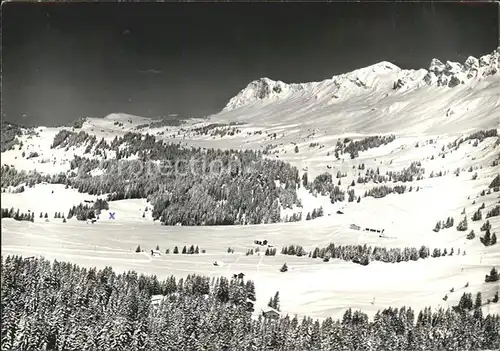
[2, 50, 500, 321]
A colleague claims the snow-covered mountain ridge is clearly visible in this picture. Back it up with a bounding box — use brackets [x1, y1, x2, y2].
[2, 48, 500, 324]
[223, 48, 500, 112]
[425, 48, 500, 87]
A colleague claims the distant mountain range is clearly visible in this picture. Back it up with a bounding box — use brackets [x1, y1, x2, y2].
[223, 47, 500, 112]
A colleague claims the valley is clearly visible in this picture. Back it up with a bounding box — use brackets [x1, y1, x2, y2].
[2, 48, 500, 350]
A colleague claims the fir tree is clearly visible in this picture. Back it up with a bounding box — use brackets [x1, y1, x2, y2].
[245, 280, 256, 301]
[267, 297, 274, 309]
[481, 229, 492, 246]
[280, 263, 288, 272]
[456, 216, 468, 231]
[481, 220, 491, 231]
[317, 206, 324, 217]
[302, 172, 308, 187]
[458, 293, 473, 311]
[433, 221, 441, 232]
[272, 291, 281, 311]
[475, 292, 483, 309]
[486, 267, 499, 283]
[312, 248, 319, 259]
[467, 230, 475, 240]
[489, 174, 500, 188]
[472, 208, 482, 221]
[311, 208, 317, 219]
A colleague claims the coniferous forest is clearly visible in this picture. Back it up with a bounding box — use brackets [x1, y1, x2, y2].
[2, 131, 302, 226]
[282, 243, 462, 265]
[1, 256, 499, 351]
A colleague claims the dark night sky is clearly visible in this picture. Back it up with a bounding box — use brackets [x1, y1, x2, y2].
[2, 2, 499, 126]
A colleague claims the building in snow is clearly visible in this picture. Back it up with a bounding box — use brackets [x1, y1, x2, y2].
[350, 223, 384, 233]
[261, 306, 280, 320]
[363, 227, 384, 234]
[151, 294, 166, 306]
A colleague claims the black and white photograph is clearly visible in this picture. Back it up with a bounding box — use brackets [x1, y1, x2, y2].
[1, 1, 500, 350]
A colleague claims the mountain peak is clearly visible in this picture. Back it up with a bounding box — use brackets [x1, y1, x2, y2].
[424, 48, 499, 87]
[223, 61, 403, 112]
[222, 48, 500, 112]
[358, 61, 400, 73]
[222, 77, 307, 112]
[429, 58, 446, 73]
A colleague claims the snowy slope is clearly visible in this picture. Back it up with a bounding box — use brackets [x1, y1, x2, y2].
[2, 49, 500, 321]
[215, 48, 500, 135]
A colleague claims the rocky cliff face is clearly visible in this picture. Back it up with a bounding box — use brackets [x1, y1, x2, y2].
[423, 48, 499, 88]
[222, 78, 308, 112]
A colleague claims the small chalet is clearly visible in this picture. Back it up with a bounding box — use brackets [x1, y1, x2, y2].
[261, 306, 280, 320]
[363, 227, 384, 234]
[151, 294, 166, 306]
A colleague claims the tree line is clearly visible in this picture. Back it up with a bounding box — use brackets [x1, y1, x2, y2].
[3, 129, 304, 226]
[1, 208, 34, 222]
[280, 243, 462, 266]
[53, 131, 302, 226]
[1, 255, 499, 351]
[66, 200, 109, 221]
[448, 129, 498, 150]
[0, 121, 29, 152]
[334, 135, 396, 159]
[135, 244, 207, 255]
[1, 208, 67, 222]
